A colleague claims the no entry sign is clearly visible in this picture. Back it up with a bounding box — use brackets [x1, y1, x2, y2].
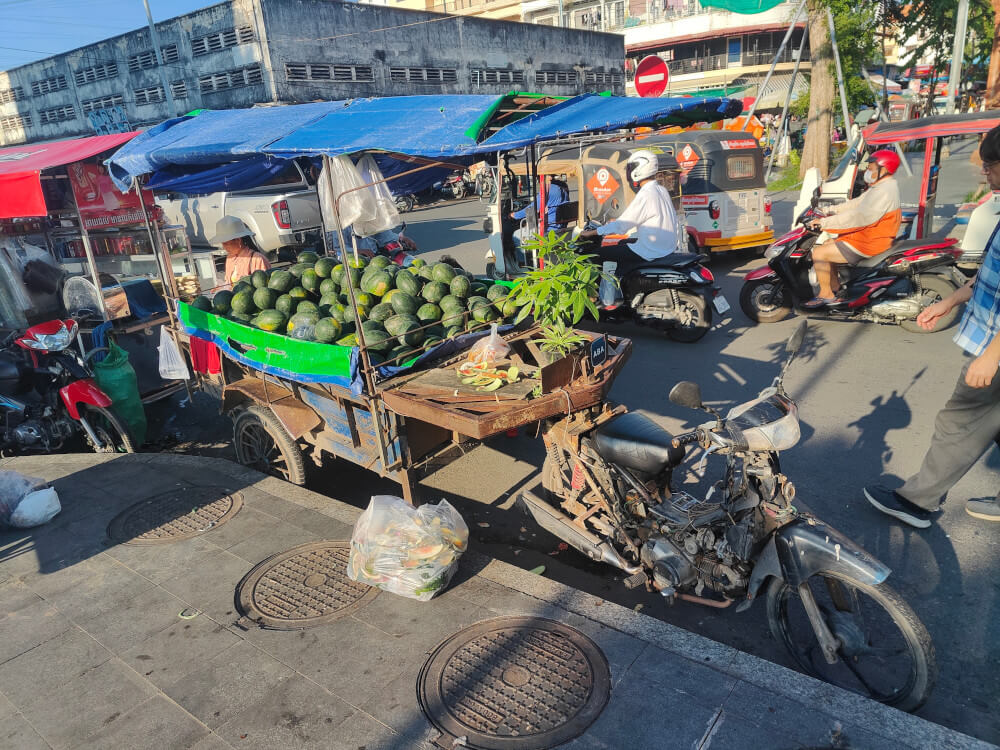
[635, 56, 669, 98]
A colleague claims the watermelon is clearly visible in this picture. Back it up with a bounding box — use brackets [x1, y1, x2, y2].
[314, 257, 336, 278]
[423, 336, 443, 350]
[487, 283, 509, 302]
[431, 262, 456, 284]
[337, 333, 358, 347]
[416, 303, 442, 323]
[298, 250, 320, 265]
[230, 290, 256, 315]
[212, 290, 234, 314]
[238, 275, 254, 289]
[288, 262, 311, 279]
[319, 278, 338, 297]
[296, 300, 320, 316]
[418, 264, 436, 281]
[331, 264, 346, 286]
[360, 325, 392, 352]
[314, 317, 342, 343]
[449, 275, 471, 298]
[341, 265, 361, 288]
[288, 286, 309, 300]
[382, 263, 399, 279]
[369, 255, 391, 269]
[231, 281, 253, 296]
[362, 271, 393, 297]
[254, 309, 287, 332]
[275, 294, 296, 317]
[501, 296, 520, 318]
[390, 291, 419, 316]
[348, 256, 368, 270]
[251, 270, 269, 289]
[470, 282, 488, 296]
[369, 302, 395, 324]
[467, 295, 490, 310]
[301, 269, 321, 293]
[354, 292, 374, 308]
[439, 294, 463, 312]
[267, 270, 294, 293]
[394, 270, 421, 297]
[287, 311, 320, 338]
[410, 257, 427, 269]
[191, 295, 212, 312]
[319, 292, 339, 309]
[230, 311, 254, 324]
[388, 345, 420, 363]
[425, 325, 445, 340]
[253, 287, 279, 310]
[422, 281, 448, 304]
[444, 325, 463, 339]
[440, 307, 465, 327]
[473, 304, 499, 323]
[385, 315, 424, 347]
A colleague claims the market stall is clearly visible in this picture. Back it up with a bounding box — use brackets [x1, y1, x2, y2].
[0, 132, 190, 403]
[106, 92, 739, 501]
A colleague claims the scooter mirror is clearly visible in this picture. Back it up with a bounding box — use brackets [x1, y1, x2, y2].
[669, 381, 703, 410]
[786, 321, 807, 355]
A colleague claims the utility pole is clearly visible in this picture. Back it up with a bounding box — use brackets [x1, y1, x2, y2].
[142, 0, 178, 117]
[947, 0, 971, 114]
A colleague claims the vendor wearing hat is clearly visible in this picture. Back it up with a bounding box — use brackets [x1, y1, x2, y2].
[212, 215, 270, 287]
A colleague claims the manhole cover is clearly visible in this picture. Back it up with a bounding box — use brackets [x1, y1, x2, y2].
[417, 616, 611, 750]
[235, 541, 379, 629]
[107, 486, 243, 545]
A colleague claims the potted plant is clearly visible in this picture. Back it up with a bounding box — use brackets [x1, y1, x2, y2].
[505, 231, 616, 384]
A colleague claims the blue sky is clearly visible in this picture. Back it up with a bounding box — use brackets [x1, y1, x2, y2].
[0, 0, 215, 69]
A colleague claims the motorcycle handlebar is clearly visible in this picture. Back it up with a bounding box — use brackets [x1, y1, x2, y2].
[671, 430, 704, 449]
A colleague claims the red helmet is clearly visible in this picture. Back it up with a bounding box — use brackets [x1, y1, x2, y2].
[870, 149, 901, 175]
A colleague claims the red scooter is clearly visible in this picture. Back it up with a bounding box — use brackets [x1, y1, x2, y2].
[0, 319, 134, 454]
[740, 201, 966, 333]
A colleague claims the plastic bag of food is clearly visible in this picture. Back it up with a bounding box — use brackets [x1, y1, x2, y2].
[467, 323, 510, 366]
[347, 495, 468, 601]
[0, 470, 57, 527]
[158, 326, 190, 381]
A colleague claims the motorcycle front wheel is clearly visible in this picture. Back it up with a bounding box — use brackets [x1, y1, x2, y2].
[765, 572, 936, 712]
[740, 277, 792, 324]
[80, 405, 135, 453]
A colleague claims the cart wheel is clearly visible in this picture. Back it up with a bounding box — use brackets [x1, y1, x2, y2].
[233, 405, 307, 485]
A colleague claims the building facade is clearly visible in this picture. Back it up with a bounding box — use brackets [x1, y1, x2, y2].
[0, 0, 624, 146]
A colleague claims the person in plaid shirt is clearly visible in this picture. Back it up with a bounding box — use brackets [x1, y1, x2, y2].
[864, 126, 1000, 528]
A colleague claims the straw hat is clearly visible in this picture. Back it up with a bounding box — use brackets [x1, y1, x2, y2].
[210, 215, 254, 246]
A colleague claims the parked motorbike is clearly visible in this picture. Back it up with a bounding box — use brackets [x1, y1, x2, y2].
[521, 321, 936, 711]
[0, 319, 134, 455]
[741, 197, 965, 332]
[442, 170, 475, 199]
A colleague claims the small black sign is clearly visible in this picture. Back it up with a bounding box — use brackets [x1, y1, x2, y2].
[590, 335, 607, 368]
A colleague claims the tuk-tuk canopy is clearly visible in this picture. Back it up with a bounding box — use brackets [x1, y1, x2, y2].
[107, 93, 742, 194]
[862, 111, 1000, 145]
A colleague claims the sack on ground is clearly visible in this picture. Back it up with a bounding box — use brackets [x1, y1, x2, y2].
[0, 470, 59, 527]
[347, 495, 468, 601]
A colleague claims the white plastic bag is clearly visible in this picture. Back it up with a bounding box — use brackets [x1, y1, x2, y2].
[353, 155, 402, 238]
[158, 326, 190, 380]
[347, 495, 468, 601]
[10, 488, 61, 528]
[467, 323, 510, 366]
[0, 470, 53, 527]
[318, 155, 372, 233]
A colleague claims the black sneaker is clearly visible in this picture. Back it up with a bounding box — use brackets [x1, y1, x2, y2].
[863, 485, 935, 529]
[965, 497, 1000, 521]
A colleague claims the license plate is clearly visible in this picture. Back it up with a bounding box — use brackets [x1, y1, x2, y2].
[713, 295, 731, 314]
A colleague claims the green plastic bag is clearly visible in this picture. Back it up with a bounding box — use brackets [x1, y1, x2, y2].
[92, 340, 147, 446]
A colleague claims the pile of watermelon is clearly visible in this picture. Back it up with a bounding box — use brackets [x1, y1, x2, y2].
[190, 251, 516, 365]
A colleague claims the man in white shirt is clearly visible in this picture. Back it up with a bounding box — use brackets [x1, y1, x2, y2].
[578, 150, 679, 264]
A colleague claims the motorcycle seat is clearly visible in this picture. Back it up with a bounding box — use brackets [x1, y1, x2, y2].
[853, 239, 957, 269]
[593, 411, 685, 475]
[619, 252, 707, 275]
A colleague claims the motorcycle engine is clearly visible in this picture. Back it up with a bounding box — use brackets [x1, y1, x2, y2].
[641, 536, 696, 593]
[869, 296, 923, 321]
[8, 413, 73, 451]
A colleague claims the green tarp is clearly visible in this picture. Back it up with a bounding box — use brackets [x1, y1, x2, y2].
[698, 0, 784, 13]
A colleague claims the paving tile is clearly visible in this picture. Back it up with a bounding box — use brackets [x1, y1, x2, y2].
[23, 555, 154, 623]
[104, 535, 222, 585]
[225, 522, 321, 565]
[0, 578, 42, 614]
[0, 598, 74, 664]
[120, 613, 242, 690]
[0, 691, 16, 721]
[234, 488, 299, 520]
[18, 657, 157, 749]
[329, 710, 433, 750]
[358, 665, 438, 743]
[190, 733, 234, 750]
[76, 694, 208, 750]
[0, 711, 51, 750]
[77, 585, 191, 653]
[0, 627, 110, 706]
[164, 641, 294, 730]
[281, 505, 354, 540]
[215, 675, 357, 749]
[194, 507, 278, 552]
[157, 548, 252, 623]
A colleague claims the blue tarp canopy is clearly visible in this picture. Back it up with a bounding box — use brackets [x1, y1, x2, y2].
[108, 94, 744, 193]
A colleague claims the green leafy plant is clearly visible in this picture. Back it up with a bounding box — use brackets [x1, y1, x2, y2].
[536, 319, 589, 359]
[507, 231, 616, 327]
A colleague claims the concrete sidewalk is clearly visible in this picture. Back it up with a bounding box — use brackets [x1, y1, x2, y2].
[0, 453, 991, 750]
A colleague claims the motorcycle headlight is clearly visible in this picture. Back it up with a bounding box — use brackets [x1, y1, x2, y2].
[764, 242, 786, 259]
[22, 320, 78, 352]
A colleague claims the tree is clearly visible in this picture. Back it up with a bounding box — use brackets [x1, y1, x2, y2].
[800, 0, 835, 178]
[987, 0, 1000, 108]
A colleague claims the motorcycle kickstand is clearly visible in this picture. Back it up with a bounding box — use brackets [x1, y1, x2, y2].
[797, 581, 841, 665]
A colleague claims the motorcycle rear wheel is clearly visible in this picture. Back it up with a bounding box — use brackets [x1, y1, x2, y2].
[80, 405, 135, 453]
[765, 572, 936, 712]
[665, 291, 712, 343]
[898, 274, 959, 334]
[740, 277, 792, 324]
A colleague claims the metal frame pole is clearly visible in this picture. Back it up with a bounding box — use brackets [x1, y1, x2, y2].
[766, 26, 808, 181]
[67, 175, 108, 321]
[141, 0, 178, 117]
[743, 0, 807, 128]
[946, 0, 971, 114]
[827, 7, 852, 135]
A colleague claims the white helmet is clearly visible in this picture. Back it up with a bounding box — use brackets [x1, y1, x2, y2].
[626, 149, 660, 184]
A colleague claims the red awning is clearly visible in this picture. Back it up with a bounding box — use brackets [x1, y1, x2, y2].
[0, 131, 139, 219]
[862, 112, 1000, 145]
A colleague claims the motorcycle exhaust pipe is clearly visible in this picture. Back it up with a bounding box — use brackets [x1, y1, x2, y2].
[519, 487, 643, 575]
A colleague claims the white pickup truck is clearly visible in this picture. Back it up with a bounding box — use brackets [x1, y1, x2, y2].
[155, 161, 322, 253]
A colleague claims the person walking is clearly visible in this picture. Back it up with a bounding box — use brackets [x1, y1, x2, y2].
[863, 127, 1000, 528]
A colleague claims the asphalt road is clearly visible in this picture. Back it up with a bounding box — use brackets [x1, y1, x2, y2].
[156, 138, 999, 742]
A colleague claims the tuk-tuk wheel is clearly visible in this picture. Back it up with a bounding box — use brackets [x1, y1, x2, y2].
[233, 405, 307, 485]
